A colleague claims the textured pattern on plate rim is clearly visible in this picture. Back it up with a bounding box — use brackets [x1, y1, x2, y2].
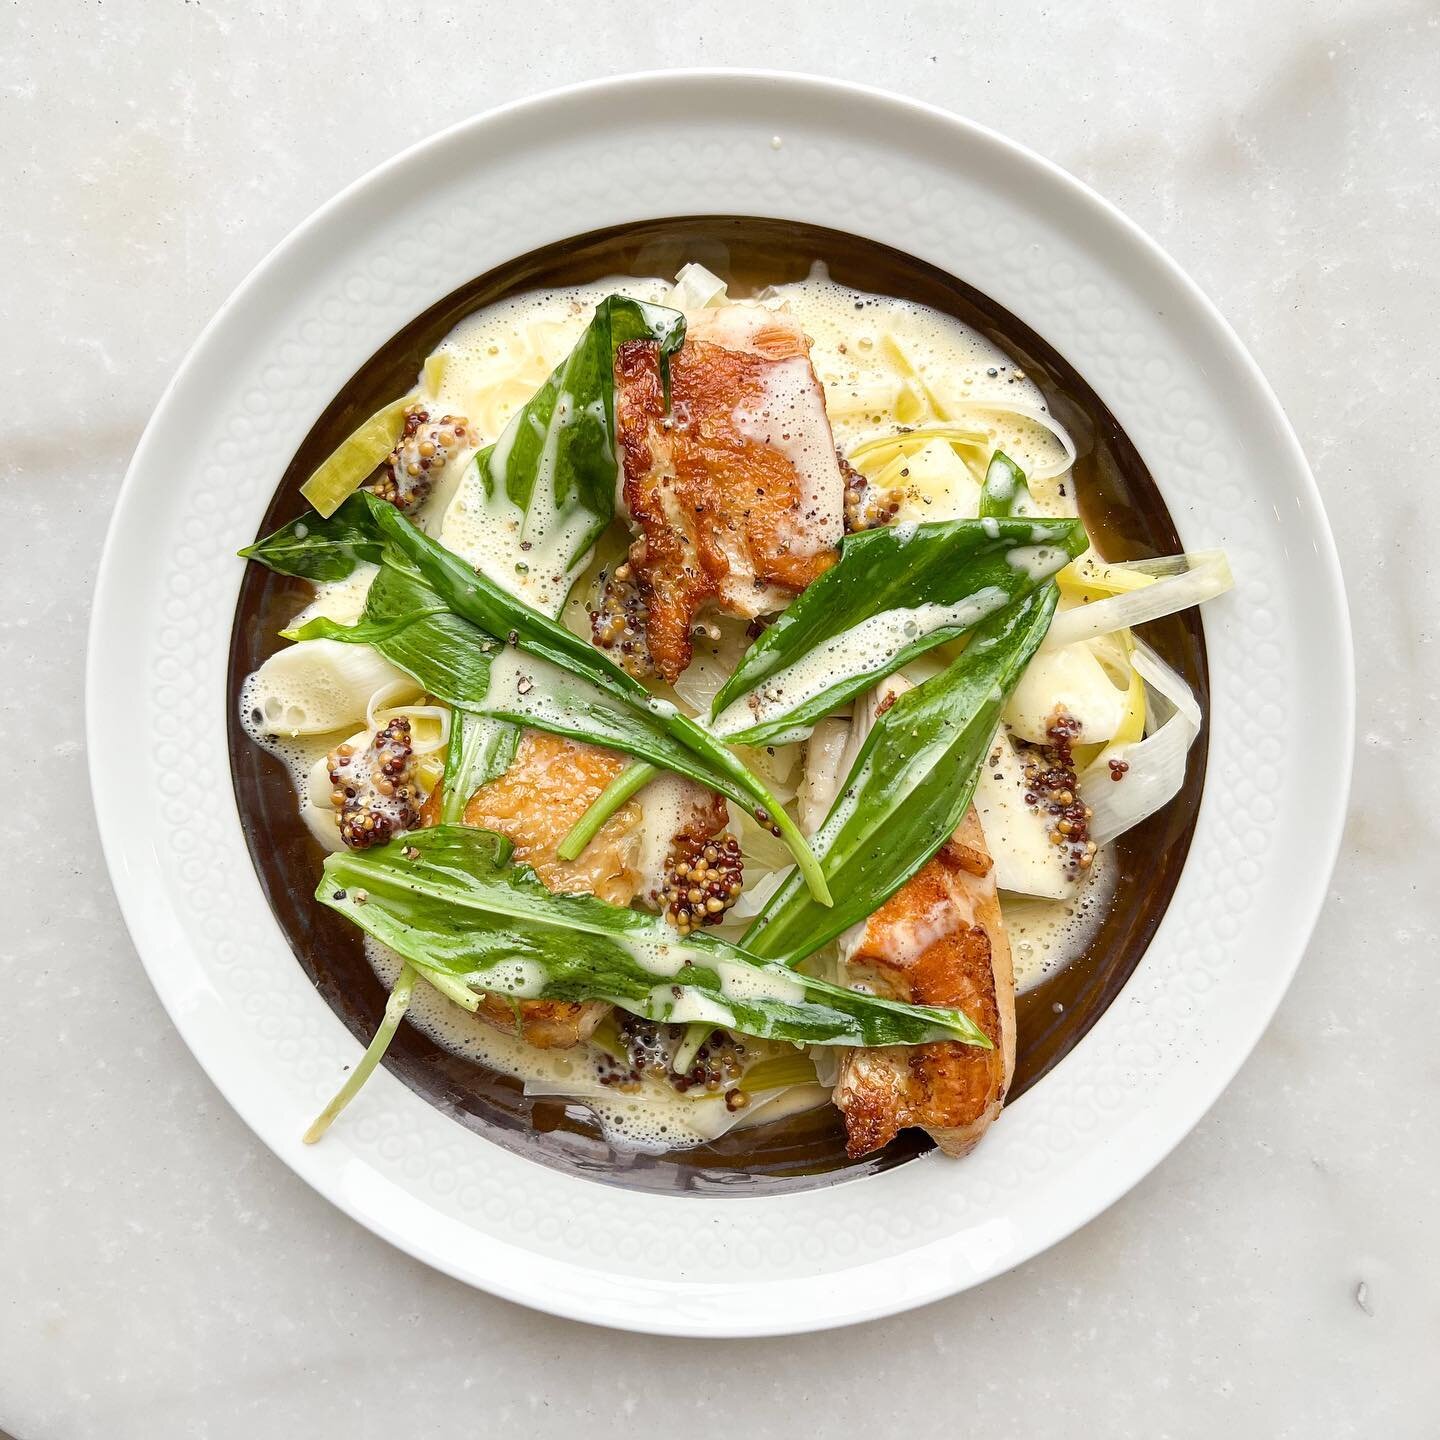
[88, 74, 1350, 1333]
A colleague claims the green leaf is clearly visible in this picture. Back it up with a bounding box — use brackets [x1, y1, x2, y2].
[317, 827, 989, 1049]
[741, 586, 1061, 965]
[977, 450, 1031, 519]
[709, 516, 1085, 746]
[440, 713, 519, 825]
[303, 963, 416, 1143]
[475, 648, 738, 790]
[556, 760, 658, 862]
[287, 559, 502, 709]
[237, 493, 384, 583]
[475, 295, 686, 569]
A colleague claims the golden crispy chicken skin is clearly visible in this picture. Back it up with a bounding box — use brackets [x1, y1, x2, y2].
[834, 808, 1017, 1157]
[602, 306, 845, 681]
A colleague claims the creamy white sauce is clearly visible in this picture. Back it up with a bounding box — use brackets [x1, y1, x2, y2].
[245, 638, 417, 738]
[763, 267, 1076, 511]
[287, 562, 381, 629]
[714, 959, 806, 1006]
[362, 936, 825, 1152]
[1006, 544, 1070, 581]
[1001, 848, 1116, 993]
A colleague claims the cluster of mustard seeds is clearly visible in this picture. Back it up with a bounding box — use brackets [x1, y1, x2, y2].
[596, 1018, 749, 1102]
[659, 831, 744, 935]
[840, 449, 901, 532]
[369, 404, 470, 513]
[1019, 713, 1100, 875]
[327, 716, 420, 849]
[589, 558, 655, 677]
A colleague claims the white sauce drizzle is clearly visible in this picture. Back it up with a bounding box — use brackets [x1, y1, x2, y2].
[1001, 849, 1117, 993]
[728, 350, 845, 556]
[710, 588, 1010, 738]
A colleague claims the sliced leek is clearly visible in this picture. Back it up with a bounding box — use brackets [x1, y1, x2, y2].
[1044, 550, 1233, 650]
[299, 394, 414, 518]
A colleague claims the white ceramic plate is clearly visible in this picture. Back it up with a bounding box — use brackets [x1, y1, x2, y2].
[88, 71, 1352, 1336]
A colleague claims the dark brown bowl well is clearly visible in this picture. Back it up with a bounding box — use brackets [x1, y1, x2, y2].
[228, 218, 1207, 1196]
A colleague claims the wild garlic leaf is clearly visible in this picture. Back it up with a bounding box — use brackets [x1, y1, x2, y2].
[709, 516, 1085, 746]
[267, 497, 829, 904]
[287, 559, 500, 709]
[237, 494, 384, 583]
[318, 827, 989, 1048]
[475, 295, 686, 569]
[976, 450, 1032, 519]
[742, 586, 1061, 965]
[366, 497, 830, 905]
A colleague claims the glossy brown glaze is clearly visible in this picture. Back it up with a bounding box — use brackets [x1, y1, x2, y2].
[227, 217, 1209, 1195]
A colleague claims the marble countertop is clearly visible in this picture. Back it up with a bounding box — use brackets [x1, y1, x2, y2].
[3, 2, 1436, 1435]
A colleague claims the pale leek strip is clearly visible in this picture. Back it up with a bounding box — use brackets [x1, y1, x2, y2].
[556, 760, 657, 862]
[303, 964, 417, 1143]
[739, 1050, 818, 1091]
[925, 397, 1079, 482]
[299, 394, 415, 519]
[665, 262, 729, 311]
[420, 967, 480, 1013]
[422, 353, 449, 397]
[728, 865, 794, 921]
[1079, 638, 1202, 847]
[977, 450, 1029, 518]
[1043, 550, 1233, 650]
[669, 1026, 709, 1075]
[588, 1011, 627, 1062]
[364, 685, 452, 756]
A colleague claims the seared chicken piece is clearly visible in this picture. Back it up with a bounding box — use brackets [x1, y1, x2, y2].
[600, 305, 845, 681]
[456, 732, 731, 1047]
[834, 807, 1016, 1157]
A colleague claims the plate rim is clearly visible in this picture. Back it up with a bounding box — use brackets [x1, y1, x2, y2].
[87, 68, 1354, 1336]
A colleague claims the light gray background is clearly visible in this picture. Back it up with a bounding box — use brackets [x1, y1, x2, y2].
[4, 2, 1436, 1436]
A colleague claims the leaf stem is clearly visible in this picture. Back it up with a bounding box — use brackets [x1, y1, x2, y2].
[557, 761, 657, 861]
[303, 964, 417, 1144]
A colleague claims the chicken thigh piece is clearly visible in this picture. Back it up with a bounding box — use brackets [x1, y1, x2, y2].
[597, 305, 846, 681]
[455, 732, 733, 1047]
[834, 806, 1016, 1157]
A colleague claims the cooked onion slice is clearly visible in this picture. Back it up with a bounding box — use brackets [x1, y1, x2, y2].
[665, 261, 729, 312]
[1079, 638, 1202, 846]
[1044, 550, 1233, 650]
